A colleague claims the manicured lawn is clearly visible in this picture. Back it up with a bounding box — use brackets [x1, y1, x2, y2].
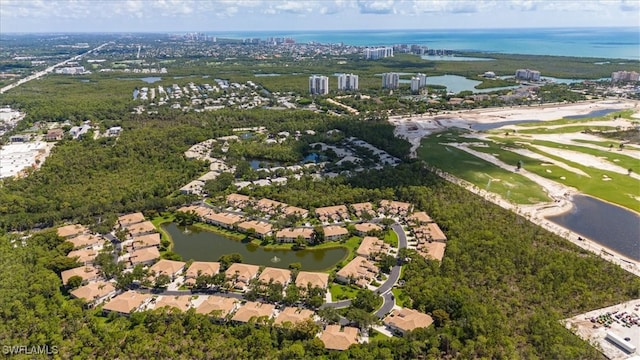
[392, 288, 409, 307]
[418, 131, 550, 205]
[151, 214, 175, 249]
[469, 136, 640, 212]
[383, 229, 398, 247]
[330, 284, 360, 301]
[368, 329, 393, 342]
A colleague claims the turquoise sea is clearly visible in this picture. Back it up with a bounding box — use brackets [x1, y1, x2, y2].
[210, 27, 640, 60]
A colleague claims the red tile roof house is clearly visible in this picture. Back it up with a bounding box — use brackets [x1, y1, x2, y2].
[128, 247, 160, 267]
[67, 248, 98, 265]
[335, 256, 379, 288]
[61, 266, 99, 286]
[383, 308, 434, 336]
[65, 234, 105, 250]
[231, 301, 276, 324]
[152, 295, 192, 312]
[125, 220, 157, 237]
[275, 227, 313, 243]
[102, 291, 152, 316]
[355, 236, 389, 260]
[378, 200, 413, 217]
[148, 259, 186, 282]
[202, 211, 244, 229]
[323, 225, 349, 241]
[258, 267, 292, 287]
[184, 261, 220, 287]
[255, 198, 286, 216]
[319, 325, 359, 351]
[350, 202, 375, 218]
[295, 271, 329, 291]
[236, 220, 273, 239]
[125, 233, 161, 251]
[57, 224, 89, 239]
[70, 281, 116, 308]
[274, 307, 315, 326]
[353, 222, 383, 236]
[315, 205, 349, 222]
[225, 263, 260, 291]
[117, 212, 146, 228]
[226, 193, 252, 209]
[196, 295, 239, 320]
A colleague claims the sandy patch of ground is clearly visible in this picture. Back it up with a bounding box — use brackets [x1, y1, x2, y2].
[530, 144, 640, 180]
[564, 299, 640, 360]
[391, 100, 639, 158]
[525, 132, 640, 160]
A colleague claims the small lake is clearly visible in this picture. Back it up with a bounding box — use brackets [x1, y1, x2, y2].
[563, 109, 620, 119]
[425, 75, 519, 94]
[164, 223, 348, 271]
[118, 77, 162, 84]
[547, 195, 640, 261]
[421, 55, 494, 61]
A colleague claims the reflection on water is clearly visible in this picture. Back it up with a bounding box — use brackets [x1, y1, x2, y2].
[164, 223, 348, 271]
[547, 195, 640, 261]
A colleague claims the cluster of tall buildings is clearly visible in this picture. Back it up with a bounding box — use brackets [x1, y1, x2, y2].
[309, 75, 329, 95]
[410, 73, 428, 93]
[363, 47, 394, 60]
[611, 71, 640, 82]
[309, 74, 360, 94]
[515, 69, 541, 81]
[381, 73, 399, 89]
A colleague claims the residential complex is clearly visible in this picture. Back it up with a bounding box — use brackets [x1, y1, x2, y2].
[515, 68, 541, 81]
[337, 73, 359, 91]
[611, 70, 640, 82]
[363, 47, 393, 60]
[382, 72, 400, 89]
[309, 75, 329, 95]
[410, 73, 428, 94]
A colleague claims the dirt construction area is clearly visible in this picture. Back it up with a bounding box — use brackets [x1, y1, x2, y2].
[565, 299, 640, 360]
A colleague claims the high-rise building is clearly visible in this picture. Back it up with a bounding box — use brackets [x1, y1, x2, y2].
[611, 71, 640, 82]
[338, 73, 359, 91]
[515, 69, 541, 81]
[415, 73, 428, 87]
[364, 47, 394, 60]
[410, 77, 421, 93]
[309, 75, 329, 95]
[382, 73, 399, 89]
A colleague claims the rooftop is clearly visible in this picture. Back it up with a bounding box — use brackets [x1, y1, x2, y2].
[319, 325, 359, 351]
[70, 281, 115, 302]
[383, 308, 434, 333]
[103, 291, 151, 315]
[195, 295, 238, 318]
[295, 271, 330, 289]
[149, 259, 186, 277]
[186, 261, 220, 278]
[61, 266, 98, 285]
[57, 224, 88, 238]
[118, 212, 146, 227]
[258, 267, 292, 285]
[231, 301, 275, 323]
[274, 307, 315, 326]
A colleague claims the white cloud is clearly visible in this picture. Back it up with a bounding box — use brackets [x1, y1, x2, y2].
[357, 0, 396, 14]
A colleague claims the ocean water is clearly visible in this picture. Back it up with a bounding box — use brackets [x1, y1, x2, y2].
[210, 27, 640, 60]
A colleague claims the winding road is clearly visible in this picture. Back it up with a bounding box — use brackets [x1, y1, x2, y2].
[322, 222, 408, 319]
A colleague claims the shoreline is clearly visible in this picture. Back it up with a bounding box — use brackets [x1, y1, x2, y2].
[426, 164, 640, 277]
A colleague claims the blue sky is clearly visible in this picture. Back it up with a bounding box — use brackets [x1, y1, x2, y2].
[1, 0, 639, 33]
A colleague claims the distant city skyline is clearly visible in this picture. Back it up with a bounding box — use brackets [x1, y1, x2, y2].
[1, 0, 639, 34]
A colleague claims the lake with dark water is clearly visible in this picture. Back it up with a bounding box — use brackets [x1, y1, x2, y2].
[563, 109, 620, 119]
[546, 195, 640, 261]
[164, 223, 348, 271]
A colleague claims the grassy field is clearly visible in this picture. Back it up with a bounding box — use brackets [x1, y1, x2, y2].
[330, 283, 360, 301]
[151, 214, 176, 249]
[391, 288, 409, 308]
[417, 131, 551, 205]
[383, 229, 398, 247]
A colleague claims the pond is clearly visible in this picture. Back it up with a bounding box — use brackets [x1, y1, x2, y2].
[547, 195, 640, 261]
[425, 75, 519, 94]
[118, 77, 162, 84]
[164, 223, 349, 271]
[563, 109, 620, 119]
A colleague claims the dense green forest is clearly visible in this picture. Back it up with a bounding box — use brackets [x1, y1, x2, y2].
[1, 88, 639, 358]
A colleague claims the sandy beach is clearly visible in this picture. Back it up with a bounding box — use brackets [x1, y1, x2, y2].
[392, 99, 640, 277]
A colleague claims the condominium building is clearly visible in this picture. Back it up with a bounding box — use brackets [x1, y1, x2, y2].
[515, 69, 541, 81]
[410, 77, 421, 93]
[364, 47, 393, 60]
[309, 75, 329, 95]
[382, 73, 399, 89]
[611, 71, 640, 82]
[338, 73, 359, 91]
